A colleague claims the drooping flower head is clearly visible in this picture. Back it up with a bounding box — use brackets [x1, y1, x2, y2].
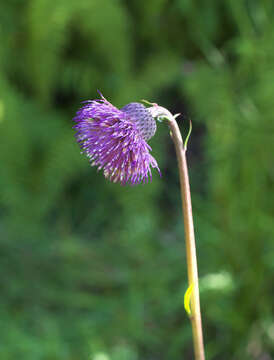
[73, 92, 160, 185]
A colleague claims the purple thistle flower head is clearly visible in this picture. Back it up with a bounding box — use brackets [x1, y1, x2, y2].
[73, 92, 160, 185]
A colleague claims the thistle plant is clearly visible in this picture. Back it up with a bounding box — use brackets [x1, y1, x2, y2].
[73, 92, 205, 360]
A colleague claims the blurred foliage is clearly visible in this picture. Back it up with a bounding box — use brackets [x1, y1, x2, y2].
[0, 0, 274, 359]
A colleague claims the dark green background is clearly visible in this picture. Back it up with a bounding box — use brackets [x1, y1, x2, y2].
[0, 1, 273, 359]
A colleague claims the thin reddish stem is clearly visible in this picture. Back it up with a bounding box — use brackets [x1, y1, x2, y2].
[168, 117, 205, 360]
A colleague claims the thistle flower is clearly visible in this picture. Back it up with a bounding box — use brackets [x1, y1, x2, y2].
[73, 92, 160, 185]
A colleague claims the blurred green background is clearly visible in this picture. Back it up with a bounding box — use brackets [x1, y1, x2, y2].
[1, 1, 274, 359]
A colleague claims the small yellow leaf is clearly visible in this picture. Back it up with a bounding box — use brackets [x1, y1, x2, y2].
[184, 283, 194, 316]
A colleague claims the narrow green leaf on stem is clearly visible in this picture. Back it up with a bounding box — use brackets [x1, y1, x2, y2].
[184, 120, 192, 151]
[141, 99, 156, 106]
[184, 283, 194, 316]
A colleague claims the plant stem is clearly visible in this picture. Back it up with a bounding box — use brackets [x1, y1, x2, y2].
[148, 104, 205, 359]
[167, 116, 205, 360]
